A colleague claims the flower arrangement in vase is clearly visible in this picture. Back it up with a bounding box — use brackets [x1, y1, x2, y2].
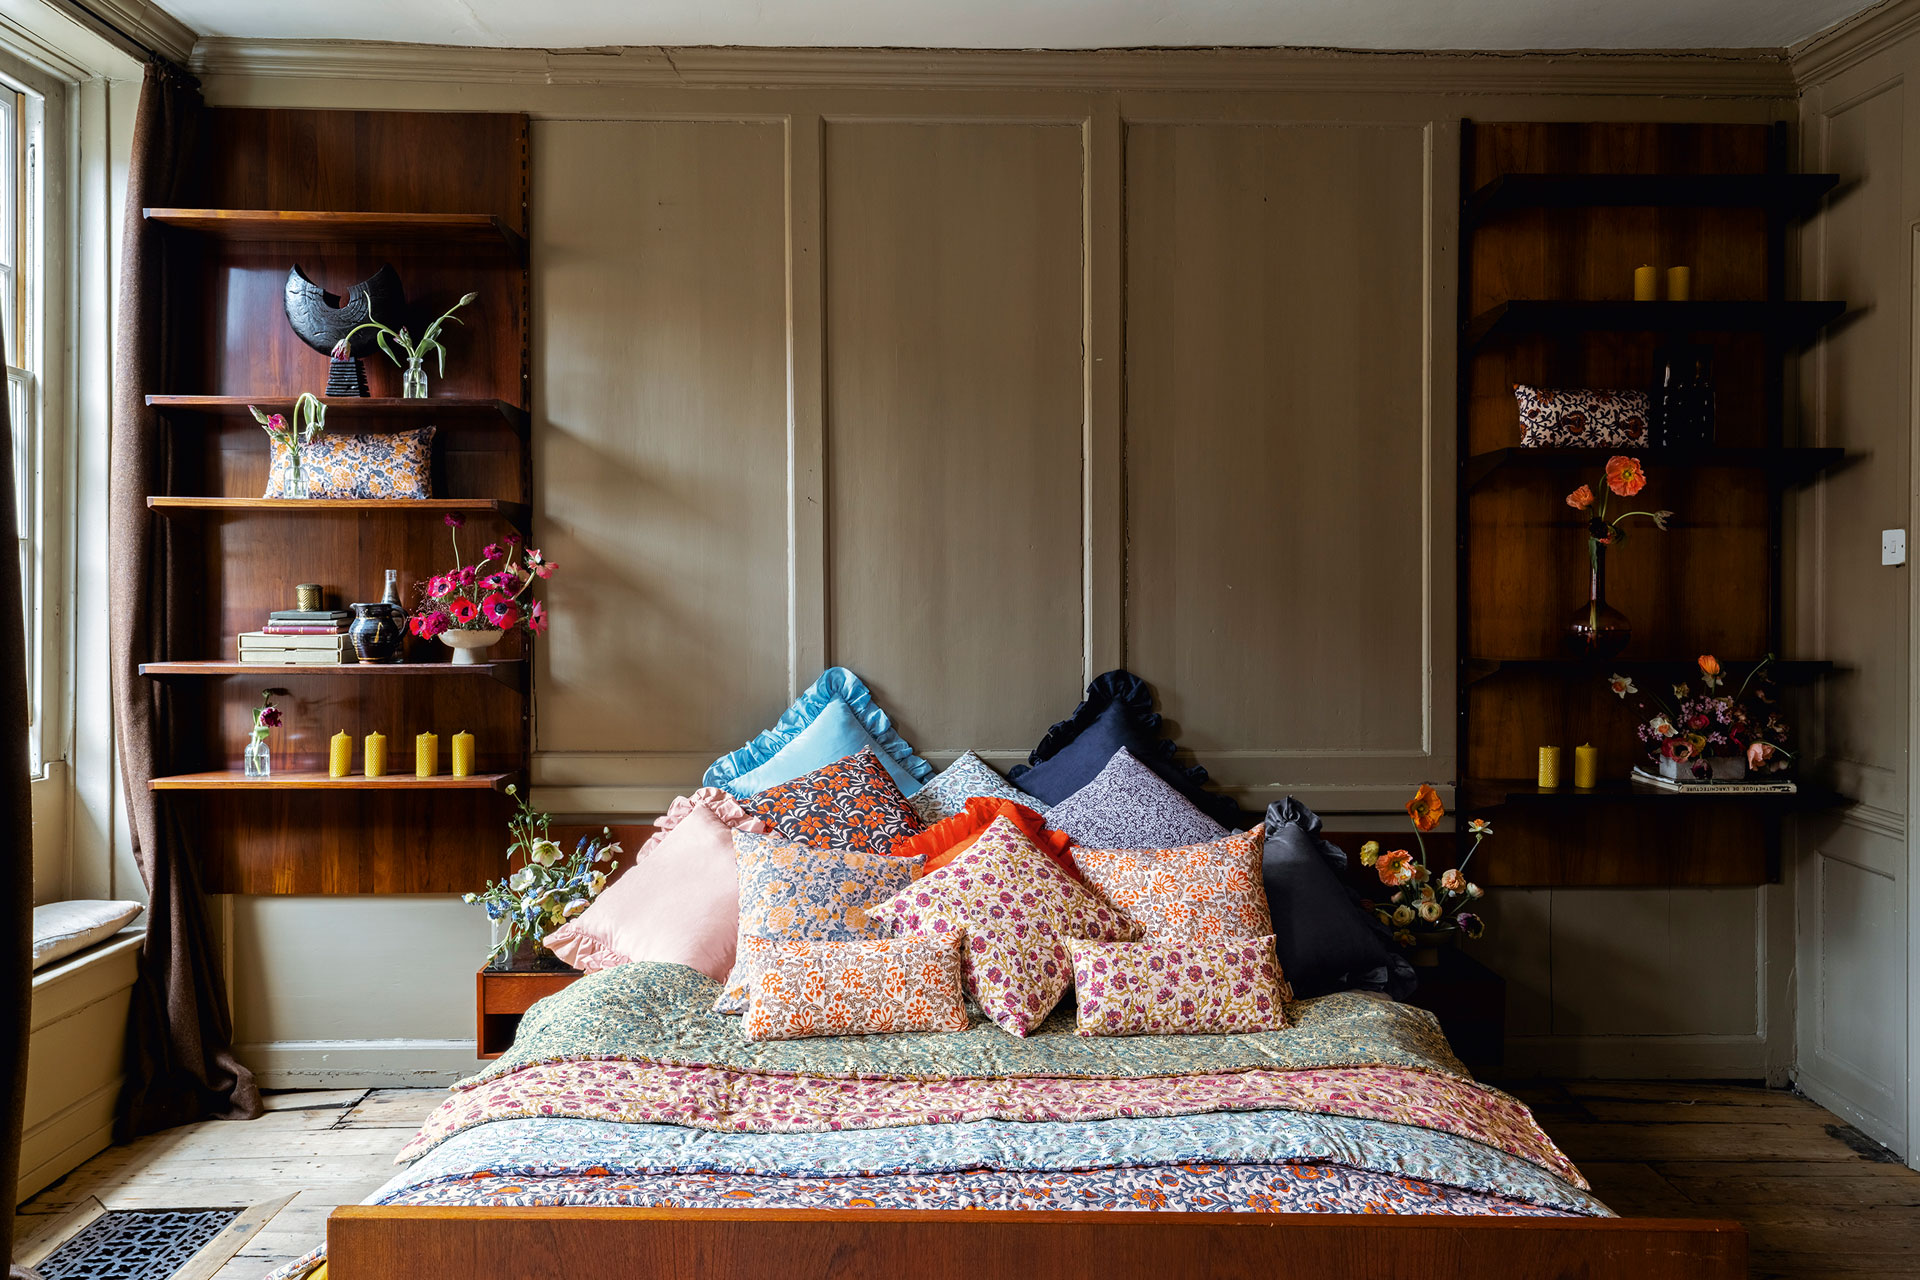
[1563, 456, 1673, 658]
[337, 290, 478, 398]
[464, 783, 621, 971]
[409, 513, 555, 664]
[1358, 784, 1490, 967]
[1609, 655, 1793, 782]
[247, 393, 326, 498]
[244, 688, 285, 778]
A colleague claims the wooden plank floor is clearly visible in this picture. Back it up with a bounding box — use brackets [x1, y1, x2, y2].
[12, 1081, 1919, 1279]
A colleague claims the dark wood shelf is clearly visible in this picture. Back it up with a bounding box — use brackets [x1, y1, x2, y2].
[1464, 172, 1839, 223]
[151, 769, 520, 792]
[143, 208, 527, 257]
[1465, 445, 1845, 490]
[140, 660, 525, 690]
[1463, 657, 1835, 686]
[146, 496, 529, 526]
[1461, 776, 1845, 812]
[146, 395, 529, 435]
[1465, 300, 1846, 349]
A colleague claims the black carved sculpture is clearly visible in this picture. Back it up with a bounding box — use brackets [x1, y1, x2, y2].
[284, 264, 406, 397]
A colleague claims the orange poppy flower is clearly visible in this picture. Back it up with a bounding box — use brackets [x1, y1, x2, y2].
[1406, 783, 1444, 832]
[1605, 455, 1647, 497]
[1565, 485, 1594, 511]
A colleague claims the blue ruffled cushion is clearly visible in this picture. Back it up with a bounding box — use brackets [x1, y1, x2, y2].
[1008, 670, 1246, 829]
[705, 668, 933, 799]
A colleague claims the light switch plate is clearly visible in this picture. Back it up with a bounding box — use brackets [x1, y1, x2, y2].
[1884, 529, 1907, 566]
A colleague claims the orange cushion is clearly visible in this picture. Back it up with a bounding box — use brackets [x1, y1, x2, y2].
[894, 796, 1079, 880]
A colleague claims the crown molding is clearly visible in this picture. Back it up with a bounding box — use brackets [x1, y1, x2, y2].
[48, 0, 195, 66]
[189, 37, 1799, 99]
[1791, 0, 1920, 85]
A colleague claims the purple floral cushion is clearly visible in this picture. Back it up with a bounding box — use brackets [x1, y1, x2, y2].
[870, 815, 1137, 1036]
[1043, 747, 1228, 850]
[1066, 935, 1291, 1037]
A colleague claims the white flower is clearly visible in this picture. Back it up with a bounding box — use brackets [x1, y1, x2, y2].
[1609, 674, 1638, 698]
[508, 866, 536, 893]
[461, 892, 478, 904]
[1466, 882, 1484, 900]
[1417, 900, 1443, 923]
[1648, 713, 1677, 739]
[529, 839, 562, 867]
[588, 871, 607, 897]
[564, 898, 589, 919]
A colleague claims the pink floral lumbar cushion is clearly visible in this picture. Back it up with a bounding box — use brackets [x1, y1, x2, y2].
[741, 934, 971, 1042]
[1073, 826, 1272, 942]
[870, 814, 1137, 1036]
[1066, 935, 1291, 1037]
[543, 795, 766, 980]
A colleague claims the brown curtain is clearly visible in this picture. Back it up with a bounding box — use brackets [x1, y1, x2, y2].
[109, 59, 260, 1136]
[2, 319, 35, 1255]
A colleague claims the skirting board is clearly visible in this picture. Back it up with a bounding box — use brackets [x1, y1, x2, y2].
[238, 1039, 483, 1089]
[1502, 1034, 1781, 1084]
[1792, 1070, 1908, 1162]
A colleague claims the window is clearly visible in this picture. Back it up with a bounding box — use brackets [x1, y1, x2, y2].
[0, 69, 43, 771]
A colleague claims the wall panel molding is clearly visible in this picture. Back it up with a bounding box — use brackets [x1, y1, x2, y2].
[1792, 0, 1920, 85]
[192, 38, 1799, 98]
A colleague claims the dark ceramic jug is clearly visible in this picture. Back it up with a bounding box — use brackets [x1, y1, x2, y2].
[347, 602, 402, 664]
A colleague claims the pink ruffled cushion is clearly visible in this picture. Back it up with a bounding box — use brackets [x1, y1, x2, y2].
[544, 794, 768, 979]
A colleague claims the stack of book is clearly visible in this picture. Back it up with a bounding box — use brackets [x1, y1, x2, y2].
[1629, 765, 1797, 795]
[240, 609, 351, 665]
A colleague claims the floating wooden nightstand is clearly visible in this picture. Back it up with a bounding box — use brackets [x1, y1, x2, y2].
[476, 967, 583, 1059]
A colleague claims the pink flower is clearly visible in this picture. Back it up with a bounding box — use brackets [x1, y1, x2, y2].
[1747, 741, 1774, 770]
[482, 542, 502, 561]
[504, 532, 521, 545]
[485, 599, 523, 629]
[330, 337, 353, 360]
[449, 599, 479, 625]
[256, 706, 282, 728]
[527, 600, 547, 634]
[266, 413, 289, 434]
[455, 566, 477, 587]
[427, 575, 449, 597]
[444, 513, 466, 529]
[408, 614, 425, 636]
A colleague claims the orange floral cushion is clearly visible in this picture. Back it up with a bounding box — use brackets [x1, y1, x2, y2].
[1073, 826, 1272, 941]
[893, 797, 1079, 880]
[1066, 935, 1291, 1037]
[741, 934, 971, 1041]
[740, 748, 923, 857]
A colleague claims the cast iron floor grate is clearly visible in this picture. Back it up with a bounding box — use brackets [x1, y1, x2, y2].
[34, 1208, 240, 1280]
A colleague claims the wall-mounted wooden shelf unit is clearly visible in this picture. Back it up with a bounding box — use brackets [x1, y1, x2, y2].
[1462, 657, 1834, 686]
[1461, 777, 1844, 813]
[1464, 445, 1845, 490]
[147, 496, 530, 525]
[143, 207, 528, 256]
[1464, 172, 1840, 222]
[140, 660, 526, 690]
[1466, 299, 1846, 349]
[146, 395, 530, 434]
[152, 770, 520, 792]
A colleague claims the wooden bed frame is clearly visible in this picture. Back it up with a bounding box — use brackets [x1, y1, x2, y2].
[328, 1206, 1746, 1278]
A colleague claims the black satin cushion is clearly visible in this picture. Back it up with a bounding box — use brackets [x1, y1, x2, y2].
[1262, 797, 1416, 1000]
[1007, 670, 1246, 830]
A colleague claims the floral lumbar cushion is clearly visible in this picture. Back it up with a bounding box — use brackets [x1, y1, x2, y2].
[740, 748, 923, 858]
[266, 426, 435, 499]
[871, 815, 1136, 1036]
[895, 796, 1079, 881]
[907, 750, 1045, 825]
[1513, 385, 1650, 448]
[741, 934, 971, 1041]
[1066, 936, 1291, 1037]
[714, 825, 922, 1014]
[1043, 746, 1228, 851]
[1074, 826, 1272, 942]
[705, 667, 933, 798]
[542, 792, 767, 980]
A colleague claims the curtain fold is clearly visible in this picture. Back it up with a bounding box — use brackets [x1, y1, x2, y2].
[2, 318, 34, 1250]
[109, 58, 260, 1137]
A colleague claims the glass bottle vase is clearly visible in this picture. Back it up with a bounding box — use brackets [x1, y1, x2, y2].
[243, 735, 272, 778]
[1565, 542, 1631, 659]
[282, 441, 310, 499]
[402, 356, 428, 399]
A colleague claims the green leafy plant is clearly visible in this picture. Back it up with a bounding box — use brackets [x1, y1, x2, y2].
[335, 291, 479, 378]
[462, 783, 620, 966]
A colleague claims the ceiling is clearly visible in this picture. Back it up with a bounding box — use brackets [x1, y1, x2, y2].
[159, 0, 1878, 53]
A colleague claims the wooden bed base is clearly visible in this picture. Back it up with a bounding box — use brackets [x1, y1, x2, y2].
[329, 1206, 1746, 1279]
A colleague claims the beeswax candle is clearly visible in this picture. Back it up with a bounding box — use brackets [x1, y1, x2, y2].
[416, 731, 439, 778]
[1574, 743, 1600, 790]
[364, 731, 387, 778]
[328, 731, 351, 779]
[1633, 264, 1657, 301]
[1537, 745, 1563, 790]
[1667, 265, 1691, 301]
[451, 731, 475, 779]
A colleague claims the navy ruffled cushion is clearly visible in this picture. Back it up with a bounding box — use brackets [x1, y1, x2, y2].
[1261, 797, 1416, 1000]
[1007, 670, 1245, 830]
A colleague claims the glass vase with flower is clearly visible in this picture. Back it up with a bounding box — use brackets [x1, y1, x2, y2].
[464, 783, 621, 971]
[409, 513, 556, 664]
[244, 689, 284, 778]
[1563, 456, 1673, 658]
[1358, 784, 1492, 967]
[247, 393, 327, 499]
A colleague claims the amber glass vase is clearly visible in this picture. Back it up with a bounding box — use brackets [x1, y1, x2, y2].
[1565, 542, 1630, 658]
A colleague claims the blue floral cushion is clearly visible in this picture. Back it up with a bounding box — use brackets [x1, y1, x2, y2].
[1008, 670, 1245, 829]
[1043, 747, 1227, 851]
[705, 668, 932, 798]
[906, 750, 1044, 826]
[266, 426, 434, 499]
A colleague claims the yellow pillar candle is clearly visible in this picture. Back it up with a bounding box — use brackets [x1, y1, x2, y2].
[416, 731, 439, 778]
[1633, 264, 1657, 301]
[1537, 745, 1563, 790]
[451, 731, 475, 779]
[1574, 742, 1600, 790]
[1667, 265, 1691, 302]
[364, 731, 387, 778]
[328, 731, 352, 779]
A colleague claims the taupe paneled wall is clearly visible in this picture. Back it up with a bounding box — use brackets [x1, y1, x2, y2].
[527, 109, 1454, 815]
